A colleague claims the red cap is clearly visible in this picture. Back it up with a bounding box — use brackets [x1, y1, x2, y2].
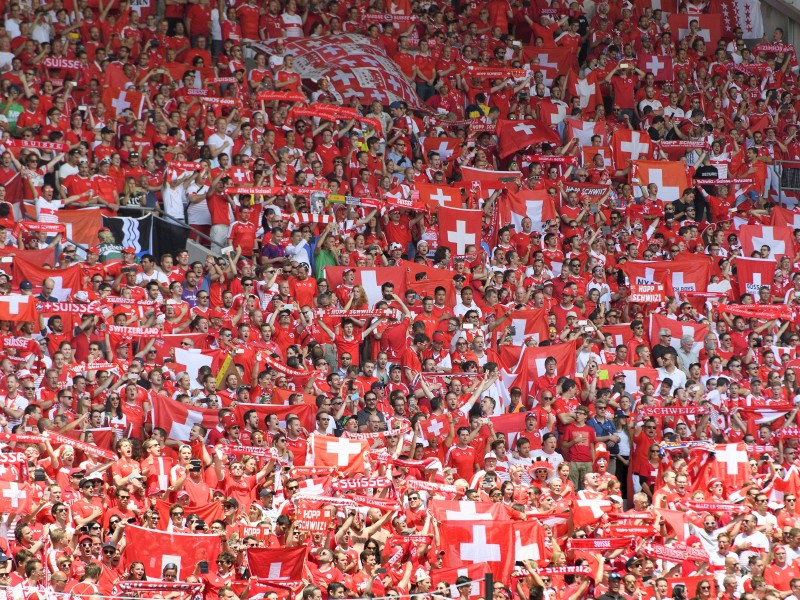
[222, 413, 241, 429]
[123, 247, 136, 254]
[87, 246, 100, 254]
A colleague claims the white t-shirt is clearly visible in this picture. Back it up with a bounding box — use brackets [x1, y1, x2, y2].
[36, 196, 63, 223]
[162, 177, 187, 223]
[207, 132, 233, 162]
[186, 182, 211, 225]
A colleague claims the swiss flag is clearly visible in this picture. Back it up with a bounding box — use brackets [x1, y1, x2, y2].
[572, 490, 612, 529]
[667, 14, 722, 48]
[498, 189, 557, 232]
[430, 564, 485, 598]
[632, 160, 689, 202]
[496, 119, 561, 159]
[498, 342, 577, 380]
[422, 137, 462, 163]
[638, 54, 674, 81]
[438, 206, 483, 256]
[566, 120, 606, 147]
[429, 500, 513, 522]
[420, 413, 450, 440]
[770, 205, 800, 229]
[736, 257, 777, 297]
[612, 129, 653, 166]
[11, 259, 83, 301]
[460, 166, 522, 190]
[622, 254, 712, 297]
[648, 313, 709, 354]
[598, 365, 660, 394]
[739, 225, 795, 260]
[102, 87, 144, 120]
[522, 46, 574, 75]
[770, 464, 800, 505]
[566, 70, 602, 112]
[406, 263, 458, 308]
[247, 546, 307, 582]
[324, 266, 408, 307]
[150, 394, 219, 442]
[697, 444, 748, 496]
[505, 308, 549, 346]
[0, 481, 28, 512]
[656, 508, 690, 542]
[581, 145, 614, 169]
[439, 520, 548, 584]
[310, 434, 369, 475]
[489, 412, 534, 448]
[538, 101, 568, 127]
[416, 183, 462, 210]
[0, 295, 36, 322]
[599, 324, 634, 347]
[228, 166, 252, 185]
[123, 524, 222, 580]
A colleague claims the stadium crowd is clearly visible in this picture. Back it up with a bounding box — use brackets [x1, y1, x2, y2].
[0, 0, 797, 598]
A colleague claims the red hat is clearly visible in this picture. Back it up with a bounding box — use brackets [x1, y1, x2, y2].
[78, 535, 92, 544]
[123, 247, 136, 254]
[595, 442, 610, 458]
[222, 413, 241, 430]
[15, 369, 34, 380]
[87, 246, 100, 254]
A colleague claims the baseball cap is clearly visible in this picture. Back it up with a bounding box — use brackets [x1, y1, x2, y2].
[123, 247, 136, 254]
[222, 413, 240, 430]
[87, 246, 100, 255]
[19, 280, 32, 290]
[223, 497, 239, 509]
[390, 242, 403, 251]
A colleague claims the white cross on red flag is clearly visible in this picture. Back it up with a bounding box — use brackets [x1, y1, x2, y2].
[438, 520, 549, 584]
[102, 88, 144, 120]
[123, 524, 222, 581]
[496, 119, 561, 159]
[739, 225, 795, 260]
[612, 129, 653, 166]
[0, 481, 28, 512]
[0, 295, 36, 323]
[310, 434, 368, 475]
[247, 546, 308, 582]
[438, 206, 483, 256]
[637, 53, 674, 81]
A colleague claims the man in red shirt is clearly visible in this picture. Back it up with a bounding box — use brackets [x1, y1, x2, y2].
[445, 426, 478, 480]
[227, 206, 257, 258]
[290, 264, 318, 308]
[562, 406, 596, 491]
